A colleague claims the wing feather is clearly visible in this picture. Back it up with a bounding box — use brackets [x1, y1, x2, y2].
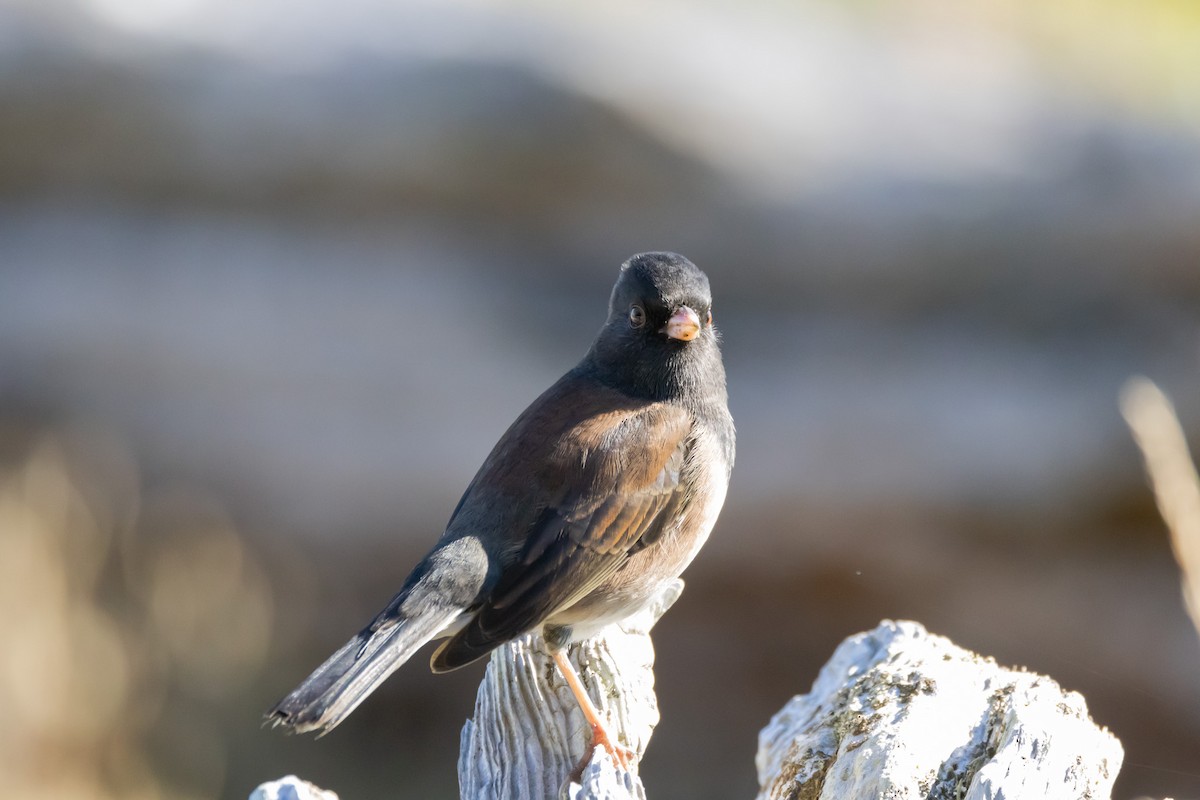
[430, 397, 693, 671]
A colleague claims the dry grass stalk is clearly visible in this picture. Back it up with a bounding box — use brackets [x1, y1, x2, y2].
[1119, 376, 1200, 638]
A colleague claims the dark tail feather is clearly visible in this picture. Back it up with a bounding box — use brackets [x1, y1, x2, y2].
[266, 606, 462, 734]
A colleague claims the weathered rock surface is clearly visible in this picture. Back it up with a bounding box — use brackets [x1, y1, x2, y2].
[458, 580, 683, 800]
[756, 620, 1123, 800]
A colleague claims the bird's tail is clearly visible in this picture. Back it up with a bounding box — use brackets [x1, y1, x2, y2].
[266, 605, 462, 735]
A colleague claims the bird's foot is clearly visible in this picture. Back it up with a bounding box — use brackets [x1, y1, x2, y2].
[551, 649, 637, 780]
[589, 720, 635, 769]
[568, 722, 636, 783]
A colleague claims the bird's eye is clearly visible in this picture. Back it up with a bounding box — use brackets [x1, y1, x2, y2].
[706, 308, 713, 326]
[628, 305, 646, 328]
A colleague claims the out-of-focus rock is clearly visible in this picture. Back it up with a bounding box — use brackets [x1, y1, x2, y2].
[250, 775, 339, 800]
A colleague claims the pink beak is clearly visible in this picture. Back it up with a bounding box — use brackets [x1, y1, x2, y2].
[664, 306, 701, 342]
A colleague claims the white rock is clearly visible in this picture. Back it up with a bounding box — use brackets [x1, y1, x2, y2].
[249, 775, 339, 800]
[756, 620, 1123, 800]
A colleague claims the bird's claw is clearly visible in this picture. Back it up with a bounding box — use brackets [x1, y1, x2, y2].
[590, 722, 635, 770]
[567, 724, 636, 784]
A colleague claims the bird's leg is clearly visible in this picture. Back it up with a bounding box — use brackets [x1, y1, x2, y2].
[551, 649, 634, 771]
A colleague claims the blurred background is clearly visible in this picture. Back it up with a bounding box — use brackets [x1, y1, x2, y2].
[2, 0, 1199, 798]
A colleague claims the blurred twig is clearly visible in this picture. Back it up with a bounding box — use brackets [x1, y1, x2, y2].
[1119, 376, 1200, 639]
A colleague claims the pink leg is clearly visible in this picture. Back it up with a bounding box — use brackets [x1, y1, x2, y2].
[551, 650, 634, 769]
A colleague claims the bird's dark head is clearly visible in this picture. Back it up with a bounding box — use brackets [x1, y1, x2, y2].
[586, 252, 726, 403]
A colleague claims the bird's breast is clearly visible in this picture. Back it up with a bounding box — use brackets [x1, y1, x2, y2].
[548, 420, 731, 635]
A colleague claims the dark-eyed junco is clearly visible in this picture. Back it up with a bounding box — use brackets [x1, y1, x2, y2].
[267, 252, 735, 770]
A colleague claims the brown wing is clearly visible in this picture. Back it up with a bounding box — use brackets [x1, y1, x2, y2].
[430, 392, 692, 671]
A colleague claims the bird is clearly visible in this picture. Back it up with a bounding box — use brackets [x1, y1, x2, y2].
[266, 251, 735, 772]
